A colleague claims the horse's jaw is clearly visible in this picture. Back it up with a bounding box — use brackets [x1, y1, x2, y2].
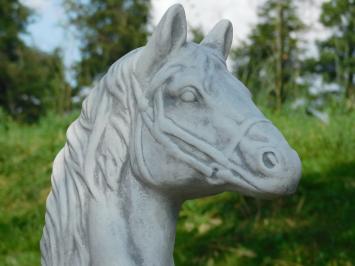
[87, 167, 180, 266]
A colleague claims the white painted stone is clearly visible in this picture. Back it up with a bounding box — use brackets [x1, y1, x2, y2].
[41, 4, 301, 265]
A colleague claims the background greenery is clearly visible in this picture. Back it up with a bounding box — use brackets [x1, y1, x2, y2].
[0, 0, 354, 265]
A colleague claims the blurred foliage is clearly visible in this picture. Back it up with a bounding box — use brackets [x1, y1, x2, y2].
[191, 27, 205, 43]
[0, 0, 69, 122]
[0, 0, 30, 57]
[63, 0, 151, 89]
[303, 0, 355, 108]
[0, 108, 354, 265]
[0, 48, 70, 123]
[232, 0, 305, 109]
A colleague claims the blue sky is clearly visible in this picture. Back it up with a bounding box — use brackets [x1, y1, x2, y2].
[21, 0, 80, 70]
[20, 0, 326, 74]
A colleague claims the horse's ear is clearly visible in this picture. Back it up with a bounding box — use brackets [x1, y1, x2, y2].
[136, 4, 187, 80]
[201, 20, 233, 60]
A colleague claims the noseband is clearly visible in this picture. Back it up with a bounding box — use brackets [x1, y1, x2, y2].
[132, 74, 270, 187]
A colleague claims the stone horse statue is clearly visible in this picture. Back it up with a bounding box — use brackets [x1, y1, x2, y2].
[41, 4, 301, 266]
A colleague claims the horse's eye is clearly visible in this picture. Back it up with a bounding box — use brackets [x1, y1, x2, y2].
[180, 88, 198, 102]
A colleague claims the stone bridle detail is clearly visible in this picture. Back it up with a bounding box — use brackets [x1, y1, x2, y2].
[131, 73, 271, 191]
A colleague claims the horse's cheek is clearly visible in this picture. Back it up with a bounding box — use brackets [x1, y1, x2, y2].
[141, 125, 197, 184]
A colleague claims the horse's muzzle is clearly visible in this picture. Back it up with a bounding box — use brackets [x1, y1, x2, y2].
[238, 122, 301, 195]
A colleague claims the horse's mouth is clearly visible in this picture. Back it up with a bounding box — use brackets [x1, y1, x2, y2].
[212, 153, 301, 199]
[210, 120, 302, 198]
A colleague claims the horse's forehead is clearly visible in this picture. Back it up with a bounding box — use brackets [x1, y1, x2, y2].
[168, 44, 225, 72]
[150, 44, 230, 96]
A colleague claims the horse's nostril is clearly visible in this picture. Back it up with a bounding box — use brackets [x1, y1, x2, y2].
[262, 151, 278, 169]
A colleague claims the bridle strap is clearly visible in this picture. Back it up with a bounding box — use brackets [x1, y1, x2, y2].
[132, 74, 270, 181]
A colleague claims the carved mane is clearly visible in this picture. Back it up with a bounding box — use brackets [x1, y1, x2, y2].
[40, 50, 139, 265]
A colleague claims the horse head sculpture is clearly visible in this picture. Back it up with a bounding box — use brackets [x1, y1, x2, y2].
[41, 4, 301, 266]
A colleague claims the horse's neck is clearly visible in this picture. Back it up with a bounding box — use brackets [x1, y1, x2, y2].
[87, 166, 180, 266]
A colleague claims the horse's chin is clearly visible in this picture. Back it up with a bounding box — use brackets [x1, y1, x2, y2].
[216, 166, 300, 199]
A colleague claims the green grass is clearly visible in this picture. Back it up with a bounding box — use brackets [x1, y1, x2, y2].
[0, 109, 354, 265]
[0, 111, 78, 266]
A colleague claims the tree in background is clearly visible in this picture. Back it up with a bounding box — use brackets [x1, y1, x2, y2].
[232, 0, 305, 109]
[190, 27, 204, 43]
[0, 0, 69, 122]
[305, 0, 354, 108]
[5, 48, 70, 122]
[64, 0, 150, 89]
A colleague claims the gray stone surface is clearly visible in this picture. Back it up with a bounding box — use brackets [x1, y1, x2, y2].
[41, 4, 301, 266]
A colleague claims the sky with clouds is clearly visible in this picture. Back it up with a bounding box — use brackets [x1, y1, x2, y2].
[20, 0, 326, 72]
